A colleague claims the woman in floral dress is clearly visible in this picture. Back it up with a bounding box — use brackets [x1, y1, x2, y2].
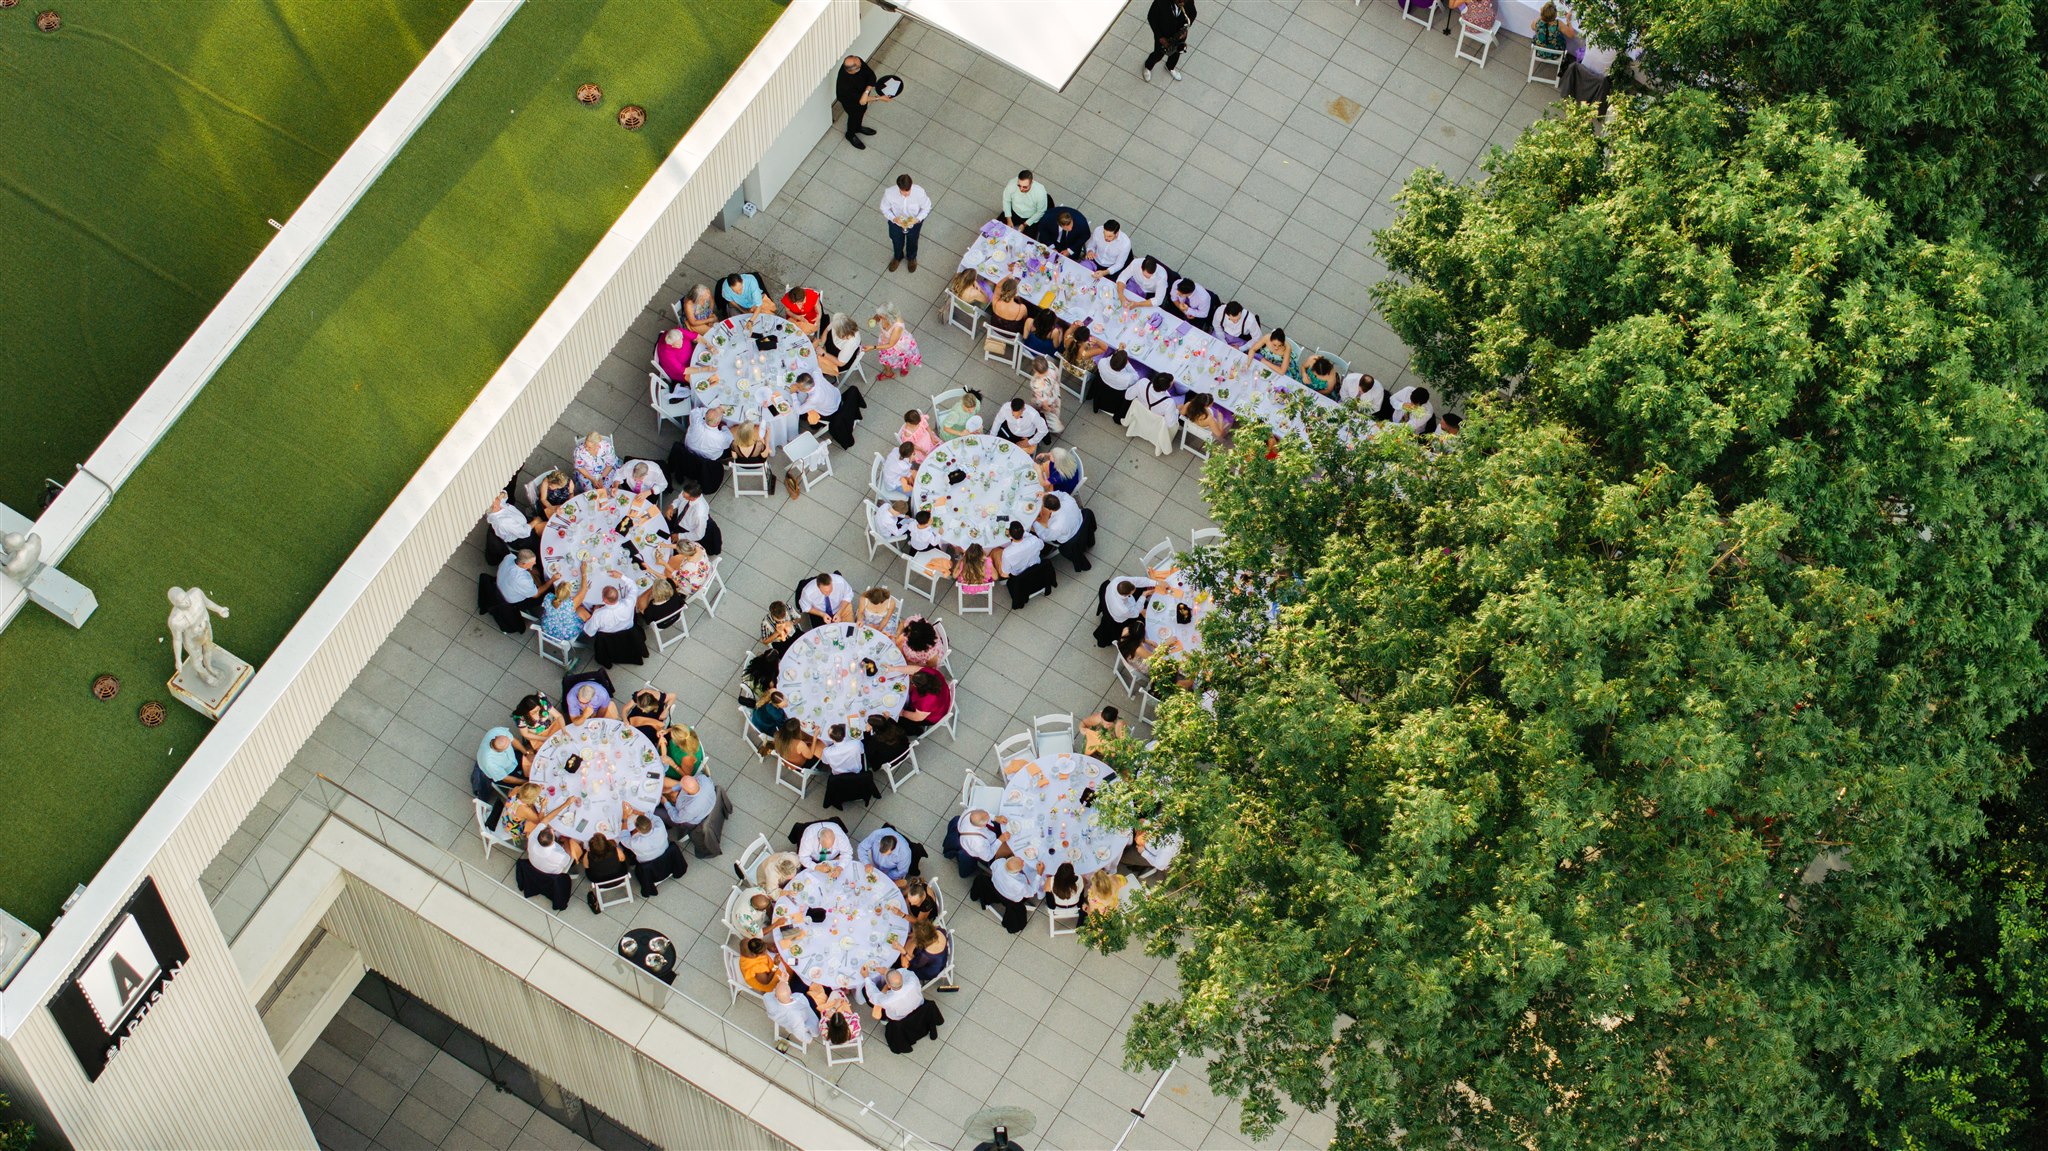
[868, 304, 922, 379]
[1026, 355, 1065, 434]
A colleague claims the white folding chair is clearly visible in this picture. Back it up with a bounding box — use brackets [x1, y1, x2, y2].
[992, 731, 1035, 773]
[730, 460, 772, 498]
[692, 557, 729, 618]
[1059, 357, 1089, 403]
[930, 387, 966, 419]
[720, 943, 748, 1006]
[1178, 418, 1215, 459]
[650, 373, 692, 437]
[775, 753, 814, 800]
[651, 355, 671, 384]
[1069, 448, 1088, 498]
[904, 551, 945, 601]
[774, 1019, 814, 1056]
[839, 349, 870, 389]
[946, 291, 985, 338]
[1139, 688, 1161, 725]
[824, 1029, 865, 1066]
[1047, 904, 1082, 937]
[1527, 43, 1567, 87]
[589, 874, 634, 913]
[735, 834, 773, 883]
[1455, 17, 1499, 66]
[938, 700, 960, 741]
[1190, 526, 1225, 551]
[737, 705, 774, 754]
[880, 744, 922, 792]
[868, 452, 892, 499]
[867, 506, 911, 562]
[535, 625, 581, 671]
[651, 606, 689, 652]
[1399, 0, 1437, 31]
[784, 431, 834, 486]
[1312, 350, 1351, 378]
[473, 799, 520, 862]
[721, 885, 751, 939]
[1143, 538, 1178, 571]
[1032, 713, 1075, 756]
[982, 328, 1023, 371]
[1115, 650, 1149, 698]
[956, 578, 994, 615]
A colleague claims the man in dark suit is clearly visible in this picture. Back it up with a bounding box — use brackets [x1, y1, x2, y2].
[1143, 0, 1197, 81]
[1034, 206, 1090, 261]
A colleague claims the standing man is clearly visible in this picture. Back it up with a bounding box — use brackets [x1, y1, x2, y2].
[1000, 170, 1050, 230]
[880, 173, 931, 273]
[836, 55, 891, 149]
[1142, 0, 1197, 81]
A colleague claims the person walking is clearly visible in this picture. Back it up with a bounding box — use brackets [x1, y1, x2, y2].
[1142, 0, 1197, 81]
[836, 55, 891, 149]
[880, 174, 931, 273]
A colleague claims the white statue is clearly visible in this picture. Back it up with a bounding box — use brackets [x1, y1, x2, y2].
[0, 532, 40, 581]
[167, 587, 231, 686]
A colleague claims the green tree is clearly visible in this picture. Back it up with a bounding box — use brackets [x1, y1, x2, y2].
[1570, 0, 2048, 272]
[1106, 93, 2048, 1148]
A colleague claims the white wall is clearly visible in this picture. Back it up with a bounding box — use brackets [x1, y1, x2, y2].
[744, 1, 904, 214]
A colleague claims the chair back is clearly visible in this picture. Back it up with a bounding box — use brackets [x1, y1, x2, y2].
[993, 731, 1035, 773]
[1143, 538, 1178, 572]
[824, 1030, 865, 1066]
[1032, 714, 1076, 756]
[1189, 526, 1225, 550]
[957, 580, 994, 614]
[720, 885, 750, 939]
[736, 833, 773, 880]
[720, 943, 747, 1004]
[590, 874, 634, 912]
[730, 459, 772, 498]
[881, 745, 922, 792]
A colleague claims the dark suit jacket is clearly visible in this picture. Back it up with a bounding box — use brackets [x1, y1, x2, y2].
[1034, 206, 1091, 260]
[1147, 0, 1196, 40]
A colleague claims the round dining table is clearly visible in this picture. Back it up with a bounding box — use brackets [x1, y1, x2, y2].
[539, 489, 671, 596]
[528, 719, 664, 843]
[776, 623, 910, 736]
[996, 751, 1129, 877]
[1143, 568, 1214, 653]
[770, 861, 910, 989]
[688, 313, 819, 447]
[911, 434, 1044, 549]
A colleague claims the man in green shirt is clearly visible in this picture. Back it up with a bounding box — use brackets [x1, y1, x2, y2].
[1000, 170, 1050, 230]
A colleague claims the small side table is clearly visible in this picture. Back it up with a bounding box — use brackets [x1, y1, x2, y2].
[618, 928, 677, 986]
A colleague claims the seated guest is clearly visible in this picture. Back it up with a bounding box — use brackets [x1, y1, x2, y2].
[660, 723, 705, 784]
[941, 543, 995, 596]
[1301, 355, 1340, 397]
[1215, 300, 1261, 348]
[623, 813, 688, 897]
[624, 687, 673, 743]
[730, 420, 774, 482]
[656, 326, 696, 380]
[1000, 169, 1049, 230]
[772, 719, 822, 770]
[992, 397, 1051, 449]
[515, 827, 575, 911]
[533, 468, 575, 520]
[1047, 862, 1084, 914]
[814, 988, 863, 1049]
[820, 724, 880, 810]
[662, 540, 712, 602]
[763, 977, 820, 1044]
[484, 489, 541, 565]
[947, 808, 1006, 878]
[798, 570, 857, 626]
[857, 826, 917, 882]
[1085, 218, 1132, 277]
[612, 459, 665, 500]
[566, 679, 618, 723]
[1246, 327, 1301, 381]
[1391, 385, 1436, 432]
[750, 849, 802, 892]
[748, 688, 789, 736]
[489, 549, 554, 631]
[995, 520, 1057, 608]
[1122, 827, 1182, 874]
[579, 833, 632, 912]
[986, 278, 1030, 342]
[760, 600, 798, 647]
[903, 876, 941, 922]
[1182, 392, 1228, 442]
[1084, 869, 1128, 918]
[866, 968, 944, 1053]
[862, 714, 913, 773]
[579, 581, 646, 668]
[573, 432, 619, 492]
[1037, 446, 1083, 495]
[678, 284, 718, 334]
[817, 314, 864, 380]
[1034, 205, 1089, 260]
[972, 855, 1043, 933]
[733, 888, 775, 937]
[668, 478, 720, 557]
[1119, 256, 1170, 307]
[1080, 706, 1125, 755]
[1020, 310, 1064, 359]
[1165, 278, 1214, 329]
[895, 616, 949, 668]
[907, 508, 947, 557]
[1447, 0, 1499, 33]
[897, 920, 952, 988]
[670, 406, 733, 495]
[899, 669, 953, 738]
[946, 268, 990, 309]
[879, 441, 917, 497]
[1125, 372, 1181, 456]
[1086, 349, 1141, 420]
[897, 408, 939, 463]
[798, 820, 855, 865]
[780, 284, 822, 335]
[1034, 492, 1092, 570]
[660, 771, 732, 858]
[537, 568, 587, 651]
[1439, 412, 1463, 439]
[512, 693, 563, 759]
[858, 586, 900, 631]
[471, 727, 524, 804]
[1026, 355, 1065, 435]
[1061, 322, 1108, 373]
[738, 936, 785, 993]
[796, 371, 862, 450]
[935, 389, 983, 440]
[1338, 372, 1385, 411]
[719, 272, 776, 316]
[499, 783, 564, 850]
[870, 499, 913, 550]
[1094, 577, 1156, 647]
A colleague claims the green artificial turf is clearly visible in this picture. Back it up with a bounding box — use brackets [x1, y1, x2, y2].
[0, 0, 785, 926]
[0, 0, 468, 514]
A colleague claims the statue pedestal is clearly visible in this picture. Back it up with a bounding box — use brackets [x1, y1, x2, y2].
[168, 650, 253, 720]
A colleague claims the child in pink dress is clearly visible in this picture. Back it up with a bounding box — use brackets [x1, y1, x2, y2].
[897, 409, 939, 463]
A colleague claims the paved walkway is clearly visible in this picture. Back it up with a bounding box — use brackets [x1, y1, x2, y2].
[210, 3, 1560, 1146]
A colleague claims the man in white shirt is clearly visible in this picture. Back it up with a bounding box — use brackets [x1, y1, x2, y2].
[623, 813, 686, 897]
[667, 478, 720, 556]
[763, 980, 820, 1045]
[865, 968, 940, 1053]
[798, 571, 856, 627]
[1119, 255, 1169, 307]
[1034, 493, 1084, 548]
[856, 827, 915, 882]
[1085, 218, 1132, 277]
[485, 490, 538, 559]
[1094, 577, 1156, 646]
[996, 520, 1054, 609]
[659, 773, 730, 857]
[1389, 385, 1435, 432]
[990, 398, 1050, 449]
[1166, 277, 1214, 329]
[673, 405, 733, 494]
[819, 727, 866, 775]
[579, 582, 637, 637]
[493, 550, 551, 616]
[975, 855, 1042, 933]
[878, 442, 916, 496]
[798, 820, 854, 866]
[1124, 828, 1181, 874]
[949, 808, 1005, 878]
[879, 173, 931, 273]
[1089, 349, 1142, 421]
[1339, 372, 1385, 413]
[907, 510, 945, 555]
[516, 827, 574, 911]
[1215, 300, 1261, 348]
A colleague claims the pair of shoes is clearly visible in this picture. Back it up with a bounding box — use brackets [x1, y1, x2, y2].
[847, 134, 867, 150]
[888, 258, 902, 272]
[857, 126, 876, 136]
[1141, 67, 1152, 80]
[1171, 69, 1184, 81]
[907, 259, 918, 272]
[586, 894, 600, 913]
[640, 886, 658, 899]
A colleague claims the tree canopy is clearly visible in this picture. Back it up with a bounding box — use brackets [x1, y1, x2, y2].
[1104, 93, 2048, 1148]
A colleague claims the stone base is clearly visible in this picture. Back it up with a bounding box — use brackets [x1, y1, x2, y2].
[168, 650, 253, 721]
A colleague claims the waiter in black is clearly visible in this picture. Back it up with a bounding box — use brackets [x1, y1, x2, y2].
[1142, 0, 1197, 81]
[836, 55, 890, 150]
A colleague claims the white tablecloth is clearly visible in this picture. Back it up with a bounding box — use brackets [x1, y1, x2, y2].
[997, 752, 1129, 877]
[911, 434, 1044, 549]
[771, 863, 910, 988]
[528, 719, 664, 843]
[539, 490, 672, 595]
[959, 221, 1340, 439]
[776, 624, 910, 736]
[688, 314, 820, 449]
[1143, 568, 1213, 652]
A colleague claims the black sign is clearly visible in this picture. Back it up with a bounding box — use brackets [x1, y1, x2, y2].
[50, 878, 188, 1081]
